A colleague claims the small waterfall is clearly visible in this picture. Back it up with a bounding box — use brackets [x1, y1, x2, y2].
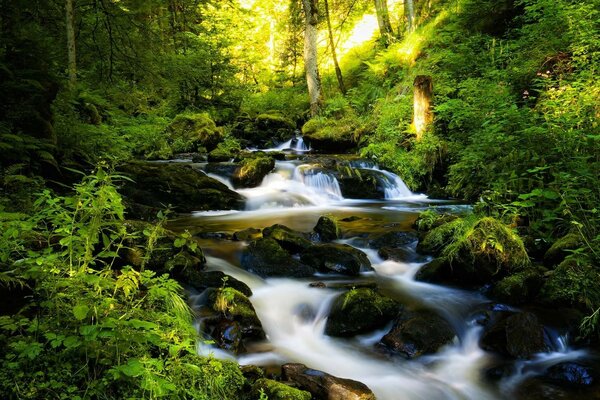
[293, 165, 343, 200]
[370, 168, 413, 199]
[274, 135, 311, 152]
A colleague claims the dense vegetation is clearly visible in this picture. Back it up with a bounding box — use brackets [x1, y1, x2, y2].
[1, 0, 598, 397]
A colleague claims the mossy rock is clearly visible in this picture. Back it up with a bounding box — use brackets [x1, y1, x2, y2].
[413, 211, 458, 234]
[491, 267, 546, 305]
[119, 162, 245, 217]
[231, 113, 295, 148]
[336, 168, 382, 199]
[166, 112, 223, 152]
[313, 216, 341, 242]
[262, 224, 313, 253]
[233, 227, 262, 241]
[480, 311, 547, 359]
[232, 155, 275, 188]
[241, 238, 316, 278]
[251, 379, 311, 400]
[300, 243, 371, 276]
[544, 233, 583, 267]
[256, 113, 295, 131]
[325, 288, 399, 337]
[206, 287, 265, 341]
[538, 258, 600, 310]
[415, 257, 453, 284]
[174, 269, 252, 297]
[379, 310, 455, 358]
[301, 117, 363, 153]
[417, 217, 531, 286]
[208, 138, 242, 162]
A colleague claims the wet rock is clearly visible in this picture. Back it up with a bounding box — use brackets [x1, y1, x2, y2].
[491, 267, 545, 305]
[251, 378, 311, 400]
[174, 269, 252, 297]
[544, 233, 583, 267]
[301, 118, 361, 153]
[544, 362, 597, 387]
[301, 243, 371, 276]
[205, 287, 265, 341]
[232, 154, 275, 188]
[211, 319, 244, 354]
[341, 216, 362, 222]
[414, 257, 453, 283]
[378, 247, 417, 262]
[337, 169, 382, 199]
[369, 231, 418, 249]
[313, 215, 341, 242]
[480, 311, 547, 359]
[309, 281, 327, 288]
[241, 238, 316, 278]
[233, 227, 262, 241]
[379, 310, 455, 358]
[119, 162, 244, 218]
[263, 224, 313, 253]
[232, 113, 295, 148]
[325, 288, 399, 337]
[282, 363, 376, 400]
[326, 281, 378, 290]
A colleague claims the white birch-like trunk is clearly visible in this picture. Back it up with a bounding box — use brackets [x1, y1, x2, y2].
[302, 0, 323, 117]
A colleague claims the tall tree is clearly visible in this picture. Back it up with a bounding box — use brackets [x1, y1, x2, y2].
[65, 0, 77, 88]
[324, 0, 346, 95]
[413, 75, 432, 140]
[302, 0, 323, 116]
[405, 0, 416, 32]
[374, 0, 393, 45]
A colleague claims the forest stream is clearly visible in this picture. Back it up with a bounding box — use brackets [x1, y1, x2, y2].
[164, 142, 591, 400]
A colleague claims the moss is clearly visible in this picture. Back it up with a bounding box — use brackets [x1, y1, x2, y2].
[544, 233, 583, 267]
[313, 215, 341, 242]
[492, 267, 545, 305]
[538, 258, 600, 310]
[208, 137, 241, 162]
[166, 112, 223, 152]
[255, 113, 295, 131]
[301, 115, 367, 152]
[251, 378, 311, 400]
[262, 224, 312, 253]
[232, 155, 275, 188]
[418, 217, 470, 256]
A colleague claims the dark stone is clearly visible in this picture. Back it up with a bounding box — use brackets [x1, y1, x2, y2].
[282, 363, 376, 400]
[241, 238, 316, 278]
[313, 216, 341, 242]
[233, 227, 262, 241]
[379, 310, 455, 358]
[205, 288, 265, 341]
[415, 257, 453, 284]
[378, 247, 418, 262]
[325, 288, 399, 337]
[480, 312, 547, 359]
[301, 243, 371, 276]
[369, 231, 418, 249]
[263, 224, 313, 253]
[232, 155, 275, 188]
[491, 267, 545, 305]
[544, 362, 596, 387]
[337, 169, 382, 199]
[211, 320, 244, 354]
[119, 162, 244, 218]
[544, 233, 583, 267]
[175, 269, 252, 297]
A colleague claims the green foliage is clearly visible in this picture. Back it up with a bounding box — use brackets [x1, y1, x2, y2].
[166, 113, 224, 153]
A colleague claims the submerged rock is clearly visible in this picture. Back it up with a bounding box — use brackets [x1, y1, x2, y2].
[325, 288, 399, 337]
[119, 162, 244, 218]
[241, 238, 316, 278]
[480, 311, 547, 359]
[544, 362, 597, 387]
[282, 363, 376, 400]
[301, 243, 371, 276]
[251, 378, 311, 400]
[313, 215, 341, 242]
[378, 310, 455, 358]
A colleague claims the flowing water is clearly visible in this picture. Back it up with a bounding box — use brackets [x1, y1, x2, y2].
[167, 143, 592, 399]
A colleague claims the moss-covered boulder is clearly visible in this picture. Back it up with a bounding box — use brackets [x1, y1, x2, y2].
[325, 288, 399, 337]
[208, 139, 241, 162]
[119, 162, 244, 218]
[166, 112, 223, 152]
[544, 233, 583, 267]
[231, 113, 295, 148]
[241, 238, 316, 278]
[175, 269, 252, 297]
[378, 310, 455, 358]
[301, 117, 364, 153]
[491, 267, 545, 305]
[480, 311, 547, 359]
[300, 244, 371, 276]
[251, 379, 311, 400]
[262, 224, 313, 253]
[416, 217, 531, 286]
[283, 363, 376, 400]
[369, 231, 418, 249]
[233, 227, 262, 241]
[313, 215, 341, 242]
[232, 154, 275, 188]
[538, 258, 600, 310]
[337, 168, 383, 199]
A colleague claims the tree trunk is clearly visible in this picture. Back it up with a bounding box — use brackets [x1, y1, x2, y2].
[302, 0, 323, 117]
[374, 0, 394, 45]
[65, 0, 77, 89]
[324, 0, 346, 95]
[405, 0, 416, 33]
[413, 75, 432, 140]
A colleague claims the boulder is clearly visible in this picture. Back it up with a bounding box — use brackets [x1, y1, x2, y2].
[313, 216, 341, 242]
[233, 227, 262, 241]
[263, 224, 313, 253]
[166, 112, 223, 152]
[282, 363, 376, 400]
[175, 269, 252, 297]
[538, 258, 600, 310]
[325, 288, 399, 337]
[241, 238, 316, 278]
[480, 311, 547, 359]
[378, 247, 418, 262]
[337, 169, 382, 199]
[414, 257, 453, 284]
[301, 244, 371, 276]
[232, 154, 275, 188]
[301, 117, 362, 153]
[210, 319, 244, 354]
[491, 267, 545, 305]
[119, 162, 244, 218]
[205, 287, 265, 342]
[544, 233, 583, 267]
[231, 113, 295, 148]
[378, 310, 455, 358]
[207, 139, 241, 162]
[369, 231, 418, 249]
[251, 378, 311, 400]
[544, 362, 597, 387]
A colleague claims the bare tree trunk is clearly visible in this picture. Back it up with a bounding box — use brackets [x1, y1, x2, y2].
[413, 75, 433, 140]
[405, 0, 416, 33]
[324, 0, 346, 95]
[374, 0, 393, 45]
[65, 0, 77, 89]
[302, 0, 323, 117]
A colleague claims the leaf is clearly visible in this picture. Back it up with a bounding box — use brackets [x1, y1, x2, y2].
[73, 304, 90, 321]
[119, 359, 145, 377]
